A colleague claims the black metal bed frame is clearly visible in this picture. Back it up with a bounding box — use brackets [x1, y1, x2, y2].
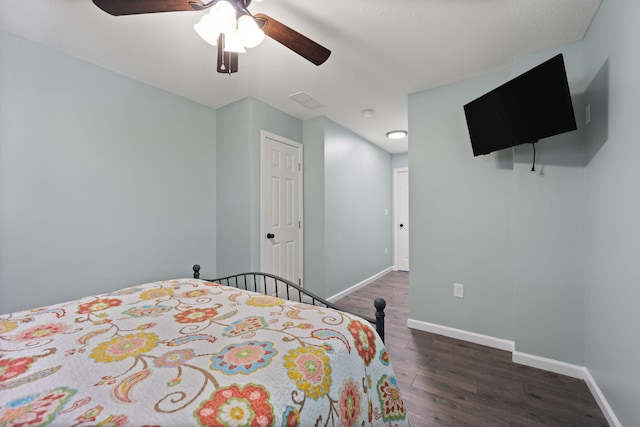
[192, 264, 386, 342]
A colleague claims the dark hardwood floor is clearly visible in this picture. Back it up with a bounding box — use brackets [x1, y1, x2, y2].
[334, 271, 608, 427]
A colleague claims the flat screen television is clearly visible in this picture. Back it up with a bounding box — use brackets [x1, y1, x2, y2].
[463, 54, 577, 157]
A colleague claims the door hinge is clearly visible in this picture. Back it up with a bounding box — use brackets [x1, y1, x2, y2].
[298, 163, 301, 171]
[298, 221, 301, 228]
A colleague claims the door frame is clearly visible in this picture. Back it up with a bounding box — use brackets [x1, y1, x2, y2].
[259, 130, 304, 286]
[393, 167, 409, 271]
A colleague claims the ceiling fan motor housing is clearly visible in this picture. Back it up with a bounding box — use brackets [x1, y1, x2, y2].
[189, 0, 252, 13]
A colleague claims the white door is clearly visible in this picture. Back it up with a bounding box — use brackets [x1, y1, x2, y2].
[260, 131, 303, 285]
[394, 168, 409, 271]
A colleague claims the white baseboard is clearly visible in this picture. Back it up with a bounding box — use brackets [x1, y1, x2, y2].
[512, 351, 586, 379]
[513, 354, 621, 425]
[326, 267, 394, 303]
[406, 318, 515, 352]
[584, 369, 623, 427]
[407, 318, 621, 426]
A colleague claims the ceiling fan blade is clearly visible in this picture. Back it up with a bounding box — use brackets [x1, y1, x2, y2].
[92, 0, 211, 16]
[254, 13, 331, 66]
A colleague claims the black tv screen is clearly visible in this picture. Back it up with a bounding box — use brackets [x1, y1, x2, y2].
[464, 54, 577, 156]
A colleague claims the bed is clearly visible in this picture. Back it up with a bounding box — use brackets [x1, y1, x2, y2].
[0, 266, 409, 426]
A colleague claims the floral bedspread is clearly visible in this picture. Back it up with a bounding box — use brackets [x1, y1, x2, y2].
[0, 279, 408, 426]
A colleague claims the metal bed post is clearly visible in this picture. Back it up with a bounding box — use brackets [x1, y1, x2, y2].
[375, 298, 386, 342]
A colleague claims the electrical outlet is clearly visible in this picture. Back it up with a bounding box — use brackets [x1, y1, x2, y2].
[384, 247, 388, 254]
[454, 283, 464, 298]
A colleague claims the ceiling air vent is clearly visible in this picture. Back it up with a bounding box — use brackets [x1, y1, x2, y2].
[289, 91, 324, 110]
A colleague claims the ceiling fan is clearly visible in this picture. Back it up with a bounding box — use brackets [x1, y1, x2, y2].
[92, 0, 331, 74]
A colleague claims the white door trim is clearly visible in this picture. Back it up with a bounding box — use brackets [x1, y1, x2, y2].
[260, 130, 304, 286]
[393, 167, 409, 271]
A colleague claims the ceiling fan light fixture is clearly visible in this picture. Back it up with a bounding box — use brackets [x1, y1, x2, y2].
[238, 14, 264, 48]
[224, 29, 247, 53]
[210, 1, 237, 33]
[386, 130, 408, 140]
[194, 14, 220, 46]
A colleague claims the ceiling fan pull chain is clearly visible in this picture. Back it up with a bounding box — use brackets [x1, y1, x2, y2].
[219, 33, 227, 71]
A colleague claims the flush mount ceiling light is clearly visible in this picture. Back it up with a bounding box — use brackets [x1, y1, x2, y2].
[386, 130, 408, 140]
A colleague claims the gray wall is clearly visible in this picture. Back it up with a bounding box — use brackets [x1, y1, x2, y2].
[510, 45, 587, 364]
[408, 42, 588, 359]
[409, 8, 640, 420]
[215, 99, 252, 277]
[408, 68, 515, 339]
[391, 152, 408, 169]
[583, 0, 640, 424]
[247, 98, 304, 271]
[216, 111, 392, 298]
[302, 118, 393, 298]
[0, 30, 391, 313]
[215, 97, 302, 278]
[0, 32, 217, 313]
[302, 118, 326, 296]
[323, 120, 393, 297]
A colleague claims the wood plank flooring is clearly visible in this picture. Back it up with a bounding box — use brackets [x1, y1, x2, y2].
[334, 271, 608, 427]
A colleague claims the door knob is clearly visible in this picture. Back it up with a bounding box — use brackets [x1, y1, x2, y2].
[399, 224, 404, 228]
[266, 233, 275, 239]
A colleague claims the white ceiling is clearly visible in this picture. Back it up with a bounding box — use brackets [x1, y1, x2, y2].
[0, 0, 601, 153]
